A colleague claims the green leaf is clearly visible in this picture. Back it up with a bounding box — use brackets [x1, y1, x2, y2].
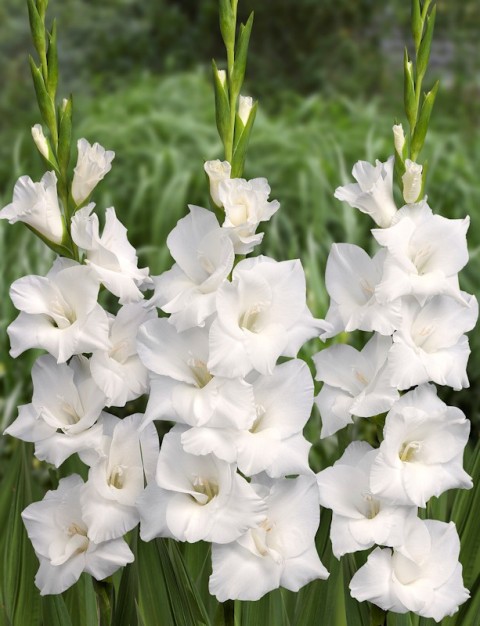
[29, 56, 58, 146]
[219, 0, 235, 51]
[112, 533, 139, 626]
[46, 20, 59, 99]
[231, 100, 257, 178]
[343, 555, 370, 626]
[63, 574, 98, 626]
[403, 50, 416, 131]
[410, 80, 439, 160]
[212, 60, 230, 150]
[232, 12, 254, 98]
[41, 594, 73, 626]
[416, 5, 436, 83]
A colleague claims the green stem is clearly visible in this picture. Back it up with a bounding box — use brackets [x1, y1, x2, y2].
[93, 579, 114, 626]
[225, 4, 237, 162]
[223, 600, 235, 626]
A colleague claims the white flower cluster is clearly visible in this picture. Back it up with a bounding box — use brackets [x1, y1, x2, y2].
[3, 151, 331, 599]
[315, 150, 477, 621]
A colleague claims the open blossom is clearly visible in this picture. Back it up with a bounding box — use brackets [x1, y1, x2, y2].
[350, 517, 469, 621]
[4, 355, 106, 467]
[22, 475, 134, 595]
[0, 171, 64, 244]
[322, 244, 401, 339]
[90, 303, 156, 407]
[8, 259, 110, 363]
[150, 205, 234, 331]
[317, 442, 415, 557]
[71, 138, 115, 205]
[81, 414, 158, 543]
[138, 428, 266, 544]
[334, 156, 397, 228]
[313, 334, 399, 438]
[209, 476, 328, 601]
[386, 293, 478, 390]
[370, 384, 472, 507]
[208, 256, 326, 378]
[218, 177, 280, 253]
[71, 204, 152, 304]
[204, 160, 231, 207]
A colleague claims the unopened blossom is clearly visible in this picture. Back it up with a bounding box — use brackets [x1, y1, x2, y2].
[71, 138, 115, 206]
[393, 124, 405, 157]
[90, 303, 156, 407]
[317, 442, 415, 557]
[150, 205, 234, 330]
[71, 204, 152, 304]
[238, 95, 254, 125]
[209, 476, 328, 601]
[386, 293, 478, 390]
[8, 259, 110, 363]
[313, 334, 399, 438]
[81, 414, 158, 543]
[370, 384, 472, 507]
[138, 428, 266, 544]
[373, 203, 470, 304]
[22, 475, 134, 595]
[322, 243, 402, 339]
[137, 318, 256, 444]
[402, 159, 423, 204]
[204, 160, 231, 207]
[31, 124, 49, 160]
[208, 256, 327, 378]
[350, 517, 469, 621]
[4, 354, 106, 466]
[334, 156, 397, 228]
[218, 178, 280, 253]
[0, 171, 64, 244]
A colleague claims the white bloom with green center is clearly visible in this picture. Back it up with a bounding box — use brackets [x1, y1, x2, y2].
[370, 384, 472, 507]
[317, 442, 415, 558]
[386, 293, 478, 390]
[81, 413, 158, 543]
[71, 204, 152, 304]
[4, 354, 106, 467]
[204, 160, 231, 207]
[209, 476, 328, 601]
[90, 303, 156, 407]
[137, 428, 266, 544]
[0, 171, 64, 244]
[334, 156, 398, 228]
[150, 205, 234, 331]
[313, 333, 399, 438]
[8, 258, 110, 363]
[22, 475, 134, 595]
[71, 138, 115, 206]
[208, 256, 326, 378]
[322, 243, 402, 339]
[350, 517, 469, 621]
[218, 177, 280, 253]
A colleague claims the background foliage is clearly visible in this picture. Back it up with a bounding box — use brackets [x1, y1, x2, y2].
[0, 1, 479, 624]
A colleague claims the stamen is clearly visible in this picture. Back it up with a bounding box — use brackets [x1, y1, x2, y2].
[192, 476, 218, 503]
[108, 466, 125, 489]
[362, 493, 380, 519]
[399, 441, 421, 462]
[250, 404, 266, 433]
[187, 357, 213, 388]
[239, 302, 267, 332]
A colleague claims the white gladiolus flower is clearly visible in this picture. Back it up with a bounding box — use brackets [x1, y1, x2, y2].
[4, 355, 106, 467]
[8, 260, 110, 363]
[209, 476, 328, 601]
[373, 204, 470, 304]
[402, 159, 423, 204]
[22, 475, 134, 595]
[90, 303, 156, 407]
[313, 334, 399, 438]
[386, 294, 478, 390]
[334, 156, 397, 228]
[137, 318, 256, 444]
[208, 256, 326, 378]
[370, 384, 472, 507]
[218, 178, 280, 253]
[322, 244, 401, 339]
[350, 517, 469, 621]
[150, 205, 234, 331]
[238, 95, 254, 125]
[204, 160, 231, 207]
[317, 442, 415, 558]
[71, 138, 115, 205]
[393, 124, 405, 156]
[137, 428, 266, 544]
[81, 414, 158, 543]
[31, 124, 49, 159]
[0, 171, 64, 244]
[71, 204, 152, 304]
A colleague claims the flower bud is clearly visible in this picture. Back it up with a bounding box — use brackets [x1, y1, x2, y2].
[402, 159, 423, 204]
[72, 139, 115, 206]
[204, 159, 231, 207]
[31, 124, 49, 160]
[217, 70, 227, 88]
[238, 96, 253, 126]
[393, 124, 405, 158]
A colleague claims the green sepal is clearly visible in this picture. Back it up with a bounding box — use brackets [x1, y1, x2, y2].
[394, 149, 407, 191]
[403, 49, 416, 130]
[418, 159, 429, 201]
[231, 99, 257, 178]
[232, 12, 254, 99]
[46, 19, 58, 99]
[411, 0, 422, 52]
[212, 59, 230, 148]
[416, 5, 436, 83]
[411, 80, 439, 160]
[37, 0, 48, 21]
[29, 56, 58, 146]
[27, 0, 46, 68]
[219, 0, 235, 51]
[25, 221, 75, 259]
[58, 96, 73, 176]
